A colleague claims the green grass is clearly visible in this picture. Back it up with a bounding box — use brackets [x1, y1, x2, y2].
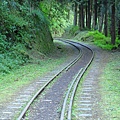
[100, 52, 120, 119]
[87, 31, 120, 50]
[0, 41, 73, 104]
[69, 30, 120, 50]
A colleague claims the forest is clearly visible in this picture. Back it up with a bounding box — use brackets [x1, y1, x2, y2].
[0, 0, 120, 73]
[0, 0, 120, 119]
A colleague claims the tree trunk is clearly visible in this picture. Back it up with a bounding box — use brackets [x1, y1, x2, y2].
[74, 2, 77, 26]
[81, 3, 84, 29]
[94, 0, 97, 30]
[78, 4, 81, 29]
[118, 19, 120, 40]
[98, 4, 104, 32]
[86, 3, 88, 27]
[111, 1, 116, 45]
[87, 0, 91, 29]
[104, 0, 108, 36]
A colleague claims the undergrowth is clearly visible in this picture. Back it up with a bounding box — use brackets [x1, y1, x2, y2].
[0, 0, 54, 73]
[87, 31, 120, 50]
[62, 25, 79, 38]
[39, 0, 72, 36]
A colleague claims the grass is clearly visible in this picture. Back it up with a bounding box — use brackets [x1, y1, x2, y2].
[84, 31, 120, 50]
[66, 30, 120, 50]
[0, 40, 74, 104]
[100, 52, 120, 119]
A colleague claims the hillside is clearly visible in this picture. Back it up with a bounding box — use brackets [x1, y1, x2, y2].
[0, 0, 54, 73]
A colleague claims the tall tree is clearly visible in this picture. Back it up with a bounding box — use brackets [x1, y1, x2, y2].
[118, 20, 120, 39]
[117, 1, 120, 40]
[104, 0, 108, 36]
[85, 1, 88, 27]
[98, 3, 104, 32]
[78, 3, 81, 29]
[74, 1, 78, 26]
[80, 2, 85, 29]
[111, 0, 116, 45]
[87, 0, 91, 29]
[94, 0, 98, 29]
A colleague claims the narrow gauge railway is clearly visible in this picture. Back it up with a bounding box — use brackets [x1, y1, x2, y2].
[18, 39, 94, 120]
[17, 39, 85, 120]
[0, 39, 94, 120]
[59, 40, 94, 120]
[0, 39, 81, 120]
[19, 38, 94, 120]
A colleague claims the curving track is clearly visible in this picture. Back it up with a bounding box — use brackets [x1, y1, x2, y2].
[0, 39, 94, 120]
[59, 39, 94, 120]
[17, 39, 85, 120]
[18, 39, 94, 120]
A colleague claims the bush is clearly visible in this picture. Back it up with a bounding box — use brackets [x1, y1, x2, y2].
[39, 0, 71, 36]
[0, 0, 54, 74]
[87, 31, 119, 50]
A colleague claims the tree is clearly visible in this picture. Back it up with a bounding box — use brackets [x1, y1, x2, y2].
[111, 0, 116, 45]
[73, 1, 78, 26]
[98, 2, 104, 32]
[87, 0, 91, 29]
[93, 0, 98, 30]
[118, 19, 120, 40]
[117, 1, 120, 40]
[104, 0, 108, 36]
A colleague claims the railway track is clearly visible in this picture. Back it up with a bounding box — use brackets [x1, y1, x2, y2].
[0, 39, 94, 120]
[59, 40, 94, 120]
[17, 39, 86, 120]
[18, 39, 94, 120]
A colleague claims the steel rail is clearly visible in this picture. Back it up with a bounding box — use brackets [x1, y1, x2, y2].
[17, 39, 83, 120]
[60, 68, 83, 120]
[55, 38, 83, 71]
[60, 39, 95, 120]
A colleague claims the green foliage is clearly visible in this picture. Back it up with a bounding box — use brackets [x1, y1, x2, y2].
[65, 25, 79, 35]
[62, 25, 79, 38]
[0, 34, 7, 53]
[0, 43, 29, 73]
[39, 0, 71, 36]
[0, 0, 54, 74]
[87, 31, 119, 50]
